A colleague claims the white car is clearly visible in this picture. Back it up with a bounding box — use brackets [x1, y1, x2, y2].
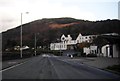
[42, 54, 50, 57]
[70, 55, 73, 58]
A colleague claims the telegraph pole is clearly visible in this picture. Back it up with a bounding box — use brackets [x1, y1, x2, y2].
[35, 33, 37, 56]
[20, 12, 29, 58]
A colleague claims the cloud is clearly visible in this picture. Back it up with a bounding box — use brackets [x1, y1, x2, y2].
[118, 1, 120, 20]
[0, 0, 119, 32]
[0, 14, 19, 32]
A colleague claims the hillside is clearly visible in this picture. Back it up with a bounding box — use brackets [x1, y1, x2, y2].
[2, 17, 120, 50]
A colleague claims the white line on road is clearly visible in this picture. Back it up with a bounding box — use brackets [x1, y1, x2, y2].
[0, 61, 26, 72]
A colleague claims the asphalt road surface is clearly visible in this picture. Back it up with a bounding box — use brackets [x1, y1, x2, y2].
[2, 54, 120, 79]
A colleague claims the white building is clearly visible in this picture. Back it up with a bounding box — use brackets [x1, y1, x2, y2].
[50, 42, 67, 50]
[50, 33, 97, 50]
[101, 44, 119, 58]
[20, 46, 29, 50]
[83, 45, 98, 55]
[83, 47, 90, 55]
[14, 45, 29, 51]
[50, 33, 120, 58]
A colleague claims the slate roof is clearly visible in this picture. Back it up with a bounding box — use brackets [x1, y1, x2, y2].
[99, 35, 120, 44]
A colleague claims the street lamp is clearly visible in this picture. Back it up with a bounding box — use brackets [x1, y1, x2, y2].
[20, 12, 29, 58]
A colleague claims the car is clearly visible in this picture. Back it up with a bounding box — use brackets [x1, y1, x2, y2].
[42, 54, 50, 57]
[70, 55, 73, 58]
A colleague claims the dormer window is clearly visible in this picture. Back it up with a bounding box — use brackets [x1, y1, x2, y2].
[62, 37, 65, 41]
[61, 34, 66, 41]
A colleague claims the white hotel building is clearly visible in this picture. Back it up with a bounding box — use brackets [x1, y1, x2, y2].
[50, 33, 120, 58]
[50, 33, 97, 50]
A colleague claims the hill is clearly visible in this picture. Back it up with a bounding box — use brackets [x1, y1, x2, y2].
[2, 17, 120, 51]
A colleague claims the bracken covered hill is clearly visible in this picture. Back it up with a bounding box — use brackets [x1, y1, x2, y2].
[2, 17, 120, 50]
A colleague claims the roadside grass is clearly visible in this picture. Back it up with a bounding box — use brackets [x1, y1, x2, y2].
[106, 64, 120, 75]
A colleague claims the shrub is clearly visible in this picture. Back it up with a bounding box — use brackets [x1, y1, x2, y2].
[81, 53, 86, 57]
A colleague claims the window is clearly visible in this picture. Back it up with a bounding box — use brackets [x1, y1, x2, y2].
[77, 40, 79, 43]
[91, 50, 94, 53]
[74, 41, 76, 43]
[93, 36, 95, 39]
[61, 37, 65, 41]
[95, 50, 96, 54]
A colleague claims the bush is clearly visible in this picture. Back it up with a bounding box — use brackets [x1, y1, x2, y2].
[51, 50, 62, 56]
[81, 53, 86, 57]
[106, 64, 120, 73]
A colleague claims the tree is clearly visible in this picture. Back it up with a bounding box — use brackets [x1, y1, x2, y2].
[5, 40, 17, 48]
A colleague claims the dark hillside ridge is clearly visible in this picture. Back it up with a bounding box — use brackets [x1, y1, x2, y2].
[2, 18, 120, 50]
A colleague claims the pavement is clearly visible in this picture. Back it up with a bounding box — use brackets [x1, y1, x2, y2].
[63, 57, 120, 69]
[1, 54, 120, 79]
[2, 57, 31, 70]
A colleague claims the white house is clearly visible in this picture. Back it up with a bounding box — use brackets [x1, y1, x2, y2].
[83, 47, 90, 55]
[102, 44, 110, 57]
[101, 44, 119, 58]
[50, 32, 120, 58]
[50, 33, 97, 50]
[99, 33, 120, 58]
[76, 34, 97, 43]
[50, 42, 67, 50]
[90, 45, 98, 54]
[14, 45, 29, 51]
[83, 45, 98, 55]
[20, 46, 29, 50]
[83, 44, 120, 58]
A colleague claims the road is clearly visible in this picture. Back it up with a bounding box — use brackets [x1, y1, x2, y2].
[2, 54, 120, 79]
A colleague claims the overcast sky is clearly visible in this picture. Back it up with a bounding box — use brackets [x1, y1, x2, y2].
[0, 0, 119, 33]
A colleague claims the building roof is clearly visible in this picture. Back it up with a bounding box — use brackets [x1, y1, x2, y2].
[99, 35, 120, 44]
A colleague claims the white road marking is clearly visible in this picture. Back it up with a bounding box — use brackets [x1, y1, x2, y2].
[0, 61, 26, 72]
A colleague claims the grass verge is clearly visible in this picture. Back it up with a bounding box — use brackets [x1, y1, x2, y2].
[105, 64, 120, 75]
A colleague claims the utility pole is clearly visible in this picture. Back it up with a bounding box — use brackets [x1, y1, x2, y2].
[35, 33, 37, 56]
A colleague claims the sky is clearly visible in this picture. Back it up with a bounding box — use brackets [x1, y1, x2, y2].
[0, 0, 120, 33]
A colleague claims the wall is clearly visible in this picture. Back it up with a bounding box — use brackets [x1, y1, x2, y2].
[83, 47, 90, 55]
[113, 44, 119, 57]
[101, 44, 120, 58]
[90, 46, 98, 54]
[102, 45, 110, 57]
